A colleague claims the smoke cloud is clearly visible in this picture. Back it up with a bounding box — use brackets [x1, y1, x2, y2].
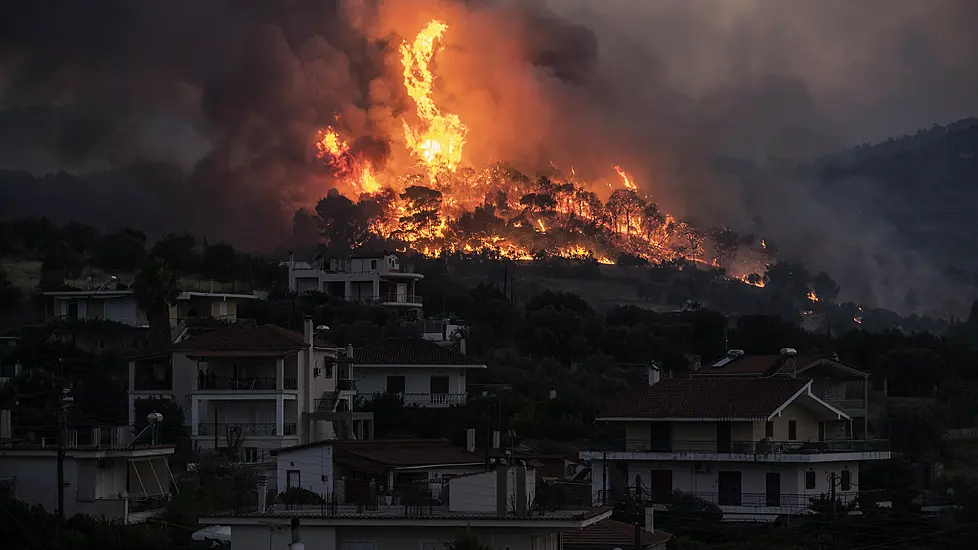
[0, 0, 975, 313]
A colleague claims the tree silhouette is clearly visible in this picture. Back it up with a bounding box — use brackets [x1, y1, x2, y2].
[133, 258, 181, 351]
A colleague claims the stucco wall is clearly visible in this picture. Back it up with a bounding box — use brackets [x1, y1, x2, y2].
[277, 445, 335, 497]
[356, 367, 466, 398]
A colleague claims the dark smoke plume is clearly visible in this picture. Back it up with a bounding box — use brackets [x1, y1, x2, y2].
[1, 0, 976, 314]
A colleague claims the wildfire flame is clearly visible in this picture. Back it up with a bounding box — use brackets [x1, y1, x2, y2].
[400, 20, 467, 177]
[808, 289, 819, 302]
[310, 20, 774, 286]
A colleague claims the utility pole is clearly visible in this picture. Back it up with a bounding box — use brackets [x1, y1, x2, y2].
[56, 356, 70, 550]
[214, 407, 220, 451]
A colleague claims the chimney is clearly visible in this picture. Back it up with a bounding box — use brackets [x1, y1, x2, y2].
[515, 463, 527, 517]
[644, 505, 655, 532]
[304, 317, 314, 347]
[466, 428, 476, 453]
[492, 430, 500, 449]
[459, 338, 467, 355]
[648, 363, 661, 386]
[0, 410, 11, 439]
[289, 517, 304, 550]
[257, 474, 268, 513]
[495, 459, 508, 518]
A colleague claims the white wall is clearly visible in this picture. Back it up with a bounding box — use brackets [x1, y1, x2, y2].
[356, 367, 467, 396]
[277, 445, 334, 497]
[0, 455, 129, 520]
[227, 524, 561, 550]
[449, 469, 536, 514]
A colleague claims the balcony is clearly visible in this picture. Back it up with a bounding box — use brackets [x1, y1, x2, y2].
[198, 422, 297, 436]
[584, 439, 891, 463]
[401, 392, 467, 407]
[338, 378, 356, 391]
[198, 376, 278, 391]
[380, 293, 422, 305]
[668, 491, 859, 516]
[133, 377, 172, 391]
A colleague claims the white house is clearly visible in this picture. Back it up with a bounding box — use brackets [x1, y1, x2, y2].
[0, 422, 175, 524]
[287, 252, 424, 312]
[353, 338, 485, 408]
[274, 438, 486, 499]
[128, 318, 373, 465]
[200, 462, 611, 550]
[581, 368, 891, 521]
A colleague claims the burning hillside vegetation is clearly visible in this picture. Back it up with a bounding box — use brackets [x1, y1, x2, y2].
[313, 20, 771, 282]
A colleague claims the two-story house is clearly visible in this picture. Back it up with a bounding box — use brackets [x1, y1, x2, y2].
[128, 318, 372, 463]
[287, 252, 423, 313]
[353, 337, 485, 407]
[582, 369, 890, 521]
[693, 350, 872, 438]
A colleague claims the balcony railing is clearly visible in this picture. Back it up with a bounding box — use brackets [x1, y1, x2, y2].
[667, 491, 859, 510]
[198, 422, 296, 436]
[284, 377, 298, 390]
[617, 439, 889, 454]
[401, 392, 467, 406]
[338, 378, 356, 391]
[379, 293, 422, 305]
[133, 377, 172, 391]
[198, 376, 278, 391]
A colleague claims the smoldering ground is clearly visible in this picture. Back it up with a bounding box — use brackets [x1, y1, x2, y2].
[1, 0, 976, 313]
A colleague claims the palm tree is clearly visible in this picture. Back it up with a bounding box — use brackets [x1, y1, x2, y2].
[133, 258, 181, 351]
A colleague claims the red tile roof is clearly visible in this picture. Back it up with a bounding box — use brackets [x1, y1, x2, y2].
[354, 338, 483, 366]
[599, 377, 810, 420]
[694, 354, 825, 377]
[176, 322, 305, 353]
[564, 519, 672, 550]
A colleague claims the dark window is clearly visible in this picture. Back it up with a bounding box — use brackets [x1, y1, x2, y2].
[765, 472, 781, 507]
[805, 470, 816, 490]
[371, 259, 377, 269]
[386, 375, 405, 394]
[67, 302, 79, 320]
[287, 470, 300, 489]
[788, 420, 797, 441]
[765, 421, 775, 438]
[841, 470, 851, 491]
[430, 375, 450, 394]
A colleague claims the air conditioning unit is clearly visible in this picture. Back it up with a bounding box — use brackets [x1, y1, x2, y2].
[693, 461, 709, 473]
[314, 367, 322, 377]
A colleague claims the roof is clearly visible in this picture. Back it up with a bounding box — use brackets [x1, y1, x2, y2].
[200, 506, 614, 526]
[564, 519, 672, 550]
[695, 353, 868, 379]
[598, 377, 810, 420]
[354, 338, 484, 366]
[336, 439, 483, 471]
[175, 322, 334, 355]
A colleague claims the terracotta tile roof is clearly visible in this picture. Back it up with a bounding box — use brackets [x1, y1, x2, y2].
[564, 519, 672, 550]
[694, 354, 825, 377]
[599, 377, 810, 420]
[176, 322, 305, 353]
[354, 337, 483, 366]
[335, 439, 484, 468]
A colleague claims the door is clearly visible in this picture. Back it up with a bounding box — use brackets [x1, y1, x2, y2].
[429, 375, 450, 404]
[717, 471, 742, 506]
[647, 470, 673, 502]
[716, 421, 732, 453]
[818, 422, 826, 442]
[649, 422, 672, 452]
[766, 472, 781, 507]
[396, 283, 408, 303]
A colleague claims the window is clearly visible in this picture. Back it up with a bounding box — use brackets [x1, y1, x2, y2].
[841, 469, 851, 491]
[0, 477, 15, 498]
[430, 375, 450, 394]
[287, 470, 301, 489]
[765, 421, 775, 438]
[67, 302, 79, 320]
[805, 470, 816, 490]
[717, 471, 742, 506]
[219, 301, 228, 317]
[788, 420, 797, 441]
[386, 375, 406, 394]
[370, 259, 378, 270]
[244, 447, 262, 463]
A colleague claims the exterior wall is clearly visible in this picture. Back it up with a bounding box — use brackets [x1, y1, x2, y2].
[55, 296, 146, 326]
[228, 524, 561, 550]
[277, 445, 335, 497]
[356, 367, 467, 401]
[449, 469, 537, 513]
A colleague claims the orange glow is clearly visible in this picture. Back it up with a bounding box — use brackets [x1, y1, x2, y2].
[808, 289, 819, 302]
[400, 20, 467, 177]
[613, 165, 637, 190]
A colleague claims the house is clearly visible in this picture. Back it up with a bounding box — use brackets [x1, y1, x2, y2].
[287, 252, 424, 314]
[513, 440, 588, 481]
[274, 439, 486, 499]
[693, 350, 872, 438]
[45, 281, 264, 329]
[200, 461, 612, 550]
[564, 518, 671, 550]
[0, 417, 175, 524]
[422, 317, 467, 342]
[127, 318, 374, 464]
[353, 338, 485, 407]
[582, 369, 891, 521]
